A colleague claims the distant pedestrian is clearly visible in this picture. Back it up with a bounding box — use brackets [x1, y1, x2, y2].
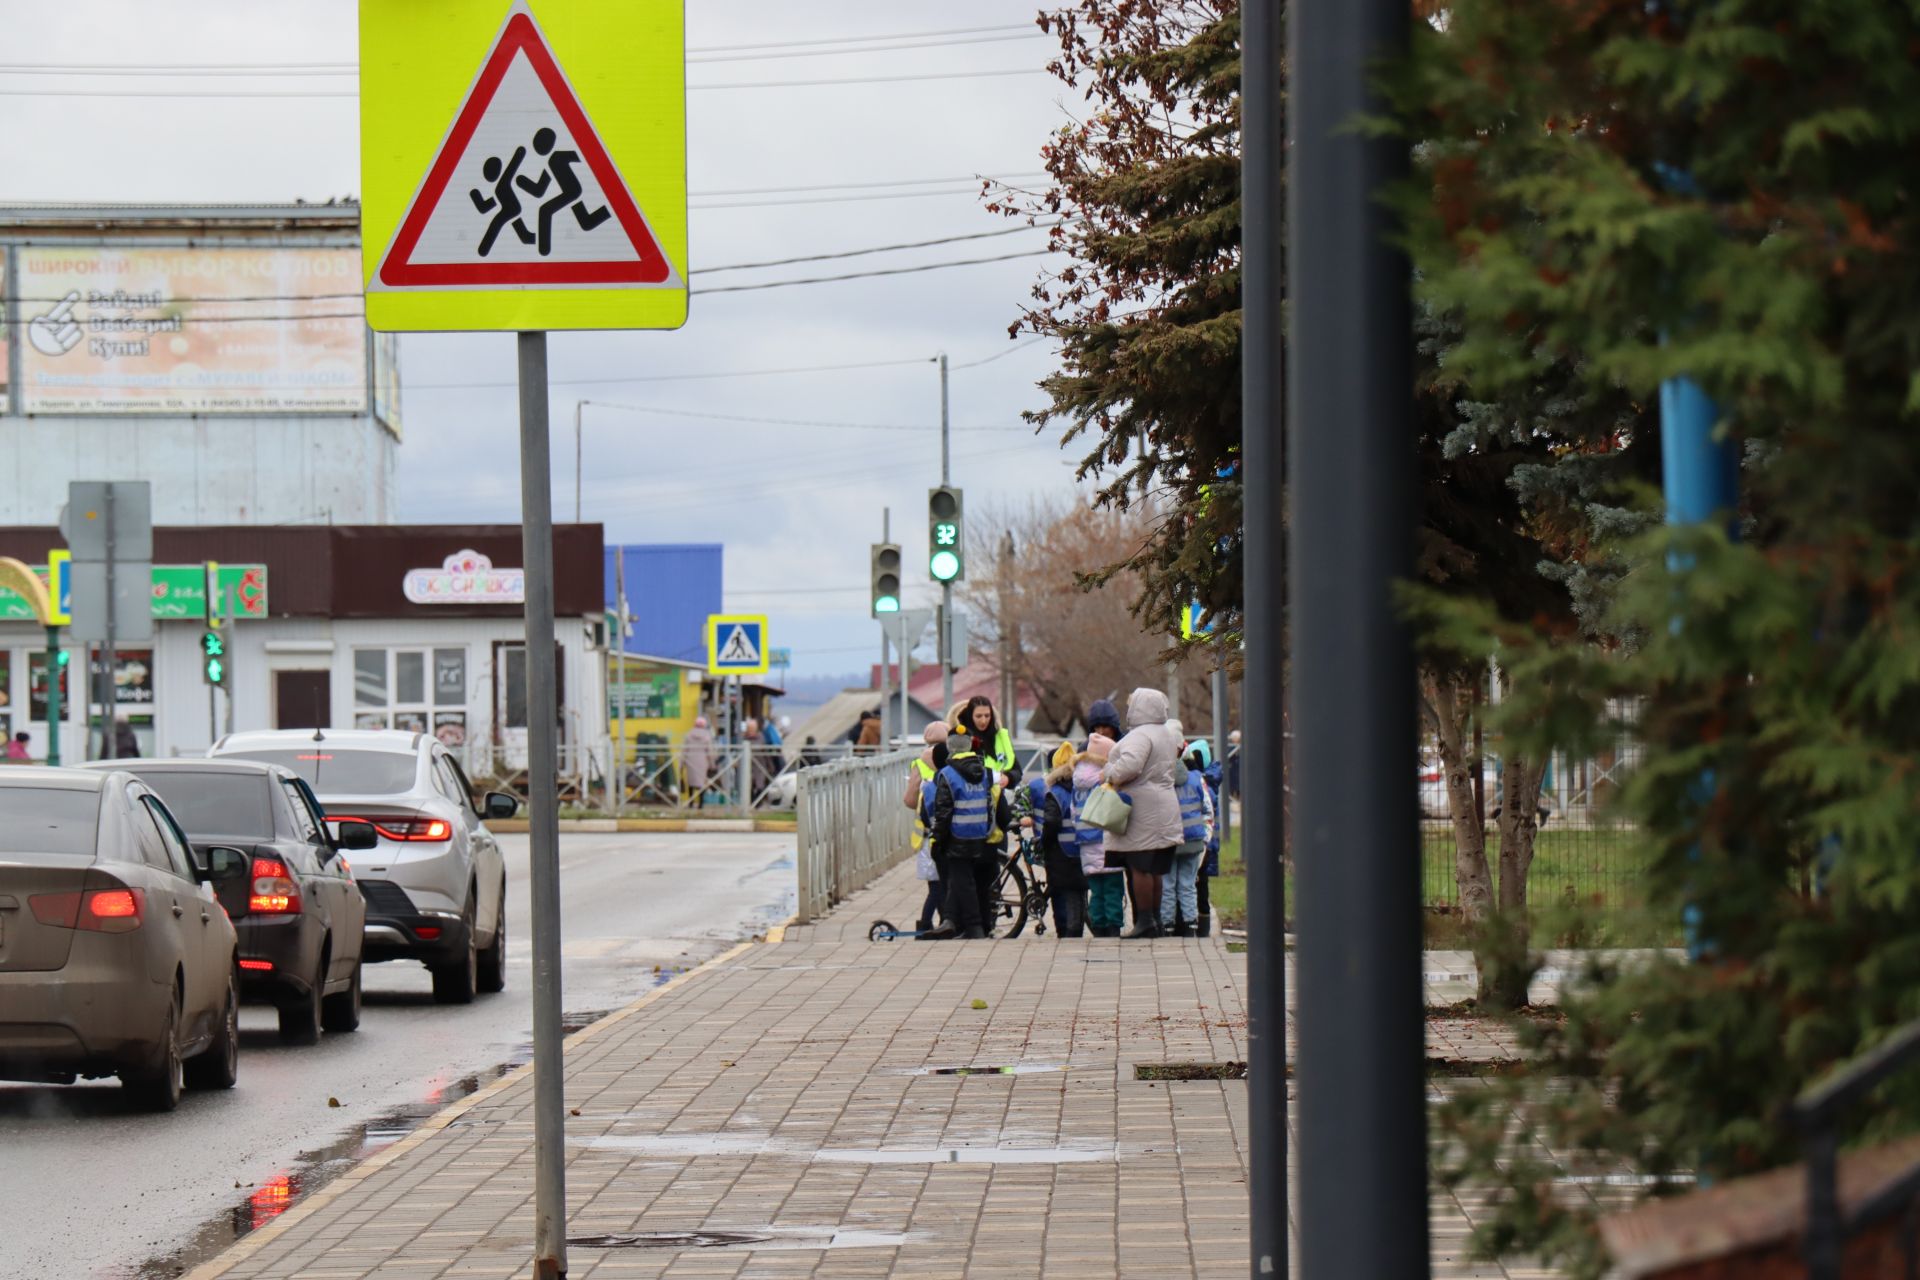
[1160, 743, 1214, 937]
[906, 724, 952, 937]
[1185, 738, 1224, 937]
[680, 716, 714, 809]
[1228, 728, 1242, 798]
[1102, 688, 1184, 939]
[6, 731, 29, 762]
[856, 712, 883, 753]
[1085, 698, 1122, 747]
[799, 736, 825, 768]
[112, 717, 139, 759]
[1038, 741, 1087, 937]
[1073, 733, 1125, 937]
[932, 729, 1011, 940]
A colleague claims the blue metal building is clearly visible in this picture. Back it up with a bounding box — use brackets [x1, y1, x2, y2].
[604, 543, 722, 665]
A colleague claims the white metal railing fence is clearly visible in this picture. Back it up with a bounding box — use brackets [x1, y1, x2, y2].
[794, 747, 918, 924]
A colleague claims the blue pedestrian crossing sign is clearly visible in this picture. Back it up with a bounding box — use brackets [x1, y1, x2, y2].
[706, 614, 769, 676]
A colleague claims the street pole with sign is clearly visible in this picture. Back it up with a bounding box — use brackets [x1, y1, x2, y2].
[360, 3, 689, 1273]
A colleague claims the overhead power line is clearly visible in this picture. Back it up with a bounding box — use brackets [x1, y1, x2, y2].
[691, 171, 1044, 199]
[578, 400, 1034, 434]
[689, 22, 1038, 53]
[0, 66, 1052, 100]
[688, 67, 1051, 92]
[698, 221, 1061, 273]
[691, 247, 1054, 295]
[0, 24, 1046, 74]
[410, 357, 932, 392]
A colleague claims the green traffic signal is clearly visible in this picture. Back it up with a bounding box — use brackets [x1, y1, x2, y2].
[928, 486, 965, 583]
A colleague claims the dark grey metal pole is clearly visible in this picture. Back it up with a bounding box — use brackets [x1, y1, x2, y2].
[1288, 0, 1425, 1272]
[517, 331, 568, 1280]
[1240, 0, 1288, 1274]
[102, 486, 117, 761]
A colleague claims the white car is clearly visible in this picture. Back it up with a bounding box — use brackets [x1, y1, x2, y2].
[1419, 756, 1450, 819]
[211, 729, 516, 1004]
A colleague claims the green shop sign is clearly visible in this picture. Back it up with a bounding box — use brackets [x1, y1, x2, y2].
[0, 564, 269, 623]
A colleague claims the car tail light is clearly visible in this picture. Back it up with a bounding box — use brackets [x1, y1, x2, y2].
[329, 814, 451, 842]
[29, 888, 145, 933]
[238, 958, 275, 971]
[249, 858, 302, 915]
[415, 925, 442, 941]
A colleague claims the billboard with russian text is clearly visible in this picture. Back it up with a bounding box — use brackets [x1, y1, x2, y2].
[16, 247, 368, 415]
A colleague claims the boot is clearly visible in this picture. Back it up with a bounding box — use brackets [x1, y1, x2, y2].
[1173, 920, 1196, 938]
[1121, 917, 1160, 940]
[1195, 913, 1212, 938]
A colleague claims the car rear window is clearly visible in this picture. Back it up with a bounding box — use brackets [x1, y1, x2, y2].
[0, 788, 101, 856]
[128, 771, 272, 838]
[227, 750, 418, 796]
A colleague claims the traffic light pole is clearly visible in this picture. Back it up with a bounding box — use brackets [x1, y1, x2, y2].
[880, 509, 893, 744]
[44, 626, 62, 768]
[206, 562, 219, 746]
[939, 353, 953, 713]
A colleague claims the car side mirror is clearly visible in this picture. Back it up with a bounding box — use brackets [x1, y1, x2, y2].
[483, 792, 519, 820]
[194, 846, 249, 882]
[334, 820, 379, 852]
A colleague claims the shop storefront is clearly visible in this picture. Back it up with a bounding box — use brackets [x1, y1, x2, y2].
[0, 524, 605, 779]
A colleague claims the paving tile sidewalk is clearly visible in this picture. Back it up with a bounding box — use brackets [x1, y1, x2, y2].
[186, 859, 1256, 1280]
[183, 856, 1556, 1280]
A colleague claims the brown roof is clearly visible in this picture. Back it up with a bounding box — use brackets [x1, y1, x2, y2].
[0, 524, 604, 618]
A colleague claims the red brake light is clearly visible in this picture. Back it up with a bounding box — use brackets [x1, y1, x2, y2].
[249, 857, 302, 915]
[414, 925, 442, 940]
[31, 888, 143, 932]
[90, 890, 139, 918]
[238, 958, 275, 971]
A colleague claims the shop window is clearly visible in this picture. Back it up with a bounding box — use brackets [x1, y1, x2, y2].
[87, 650, 154, 757]
[492, 642, 565, 734]
[353, 647, 469, 737]
[28, 650, 70, 723]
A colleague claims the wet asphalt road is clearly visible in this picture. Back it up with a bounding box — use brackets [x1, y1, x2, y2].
[0, 831, 798, 1280]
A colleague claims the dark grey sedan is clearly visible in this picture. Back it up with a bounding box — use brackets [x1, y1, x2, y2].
[88, 759, 377, 1044]
[0, 769, 239, 1110]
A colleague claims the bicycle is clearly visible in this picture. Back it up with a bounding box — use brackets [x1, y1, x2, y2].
[987, 825, 1050, 938]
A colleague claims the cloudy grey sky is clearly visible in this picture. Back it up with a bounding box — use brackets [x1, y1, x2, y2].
[7, 0, 1090, 679]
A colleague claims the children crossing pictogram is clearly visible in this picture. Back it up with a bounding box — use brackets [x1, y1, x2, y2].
[370, 0, 678, 292]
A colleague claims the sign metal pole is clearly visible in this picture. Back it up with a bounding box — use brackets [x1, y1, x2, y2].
[102, 487, 117, 761]
[516, 330, 568, 1280]
[614, 547, 627, 817]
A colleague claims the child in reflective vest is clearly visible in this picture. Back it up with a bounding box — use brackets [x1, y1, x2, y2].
[933, 730, 1012, 940]
[1036, 741, 1086, 937]
[1074, 733, 1126, 937]
[905, 722, 952, 935]
[1160, 749, 1215, 937]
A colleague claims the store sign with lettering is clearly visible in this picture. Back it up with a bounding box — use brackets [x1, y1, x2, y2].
[402, 550, 525, 605]
[0, 564, 268, 621]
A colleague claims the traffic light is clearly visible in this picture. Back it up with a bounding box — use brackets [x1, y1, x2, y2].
[870, 542, 901, 616]
[928, 486, 964, 583]
[201, 629, 228, 686]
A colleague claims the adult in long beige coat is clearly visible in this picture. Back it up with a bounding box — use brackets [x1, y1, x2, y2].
[1102, 687, 1184, 938]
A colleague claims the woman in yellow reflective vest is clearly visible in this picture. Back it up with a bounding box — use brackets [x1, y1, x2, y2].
[953, 695, 1017, 785]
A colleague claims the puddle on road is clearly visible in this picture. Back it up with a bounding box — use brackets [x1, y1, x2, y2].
[904, 1063, 1064, 1077]
[579, 1132, 1116, 1164]
[117, 1008, 613, 1280]
[568, 1226, 917, 1252]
